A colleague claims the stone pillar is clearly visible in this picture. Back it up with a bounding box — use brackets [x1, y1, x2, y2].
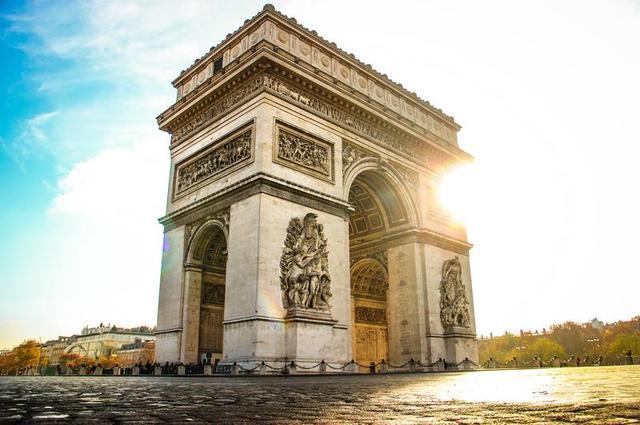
[180, 265, 203, 365]
[380, 360, 388, 374]
[95, 367, 103, 376]
[79, 366, 86, 375]
[552, 357, 561, 367]
[65, 367, 73, 376]
[387, 243, 428, 366]
[132, 367, 140, 375]
[231, 363, 239, 376]
[288, 362, 297, 375]
[177, 365, 186, 375]
[203, 364, 212, 375]
[113, 366, 120, 376]
[154, 366, 162, 375]
[487, 358, 497, 369]
[155, 225, 187, 364]
[348, 361, 359, 374]
[221, 195, 351, 367]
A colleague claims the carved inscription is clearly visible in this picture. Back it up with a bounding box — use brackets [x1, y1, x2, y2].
[175, 126, 252, 196]
[275, 123, 333, 181]
[439, 256, 471, 328]
[355, 306, 386, 324]
[280, 213, 332, 311]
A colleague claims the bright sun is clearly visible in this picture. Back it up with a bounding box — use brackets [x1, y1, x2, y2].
[437, 164, 474, 223]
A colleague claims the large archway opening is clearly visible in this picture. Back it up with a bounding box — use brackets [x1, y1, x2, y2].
[348, 169, 411, 366]
[189, 223, 228, 366]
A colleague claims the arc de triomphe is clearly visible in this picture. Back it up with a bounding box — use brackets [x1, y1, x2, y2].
[154, 5, 478, 369]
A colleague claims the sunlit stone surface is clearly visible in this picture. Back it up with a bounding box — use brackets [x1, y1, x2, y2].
[1, 366, 639, 423]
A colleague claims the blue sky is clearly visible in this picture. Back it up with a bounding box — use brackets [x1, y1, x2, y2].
[1, 0, 639, 348]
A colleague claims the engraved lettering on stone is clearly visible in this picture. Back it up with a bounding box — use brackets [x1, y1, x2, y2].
[175, 129, 251, 194]
[280, 213, 332, 311]
[278, 129, 329, 175]
[355, 306, 386, 324]
[439, 256, 471, 328]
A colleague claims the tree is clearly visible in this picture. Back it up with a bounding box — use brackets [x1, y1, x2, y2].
[14, 340, 41, 369]
[512, 337, 567, 363]
[608, 333, 640, 359]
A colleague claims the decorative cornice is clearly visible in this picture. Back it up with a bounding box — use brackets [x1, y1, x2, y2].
[160, 60, 470, 171]
[159, 172, 353, 231]
[171, 4, 458, 130]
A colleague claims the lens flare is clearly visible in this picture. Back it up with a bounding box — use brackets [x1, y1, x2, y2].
[438, 164, 474, 223]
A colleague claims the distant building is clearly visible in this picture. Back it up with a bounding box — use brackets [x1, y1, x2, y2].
[40, 336, 71, 366]
[116, 339, 156, 367]
[588, 318, 605, 330]
[64, 324, 155, 362]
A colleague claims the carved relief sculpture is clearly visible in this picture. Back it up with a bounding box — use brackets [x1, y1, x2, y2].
[439, 256, 471, 328]
[175, 126, 252, 195]
[355, 306, 386, 324]
[280, 213, 332, 311]
[202, 283, 225, 305]
[275, 122, 333, 182]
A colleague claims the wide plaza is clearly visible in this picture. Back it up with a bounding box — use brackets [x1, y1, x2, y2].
[1, 366, 639, 423]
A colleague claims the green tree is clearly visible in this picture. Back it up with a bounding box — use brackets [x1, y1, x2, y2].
[511, 337, 567, 363]
[608, 333, 640, 358]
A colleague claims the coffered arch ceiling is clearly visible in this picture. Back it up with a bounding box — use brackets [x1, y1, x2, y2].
[350, 258, 388, 299]
[348, 170, 408, 239]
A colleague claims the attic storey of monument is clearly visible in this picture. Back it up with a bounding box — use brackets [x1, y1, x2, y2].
[154, 4, 478, 369]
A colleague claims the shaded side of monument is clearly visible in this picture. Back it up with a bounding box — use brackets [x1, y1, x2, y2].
[154, 4, 478, 370]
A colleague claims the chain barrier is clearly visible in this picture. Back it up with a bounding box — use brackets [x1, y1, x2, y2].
[295, 362, 324, 370]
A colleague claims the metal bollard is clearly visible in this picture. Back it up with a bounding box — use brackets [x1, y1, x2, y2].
[177, 365, 186, 376]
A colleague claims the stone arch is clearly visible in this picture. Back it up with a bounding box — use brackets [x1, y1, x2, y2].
[183, 217, 229, 365]
[343, 158, 419, 230]
[350, 258, 388, 299]
[186, 218, 229, 266]
[350, 257, 390, 366]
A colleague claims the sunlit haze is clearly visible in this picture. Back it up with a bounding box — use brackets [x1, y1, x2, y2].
[1, 0, 639, 348]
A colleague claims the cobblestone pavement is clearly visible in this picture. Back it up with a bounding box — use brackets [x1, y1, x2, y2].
[1, 365, 639, 424]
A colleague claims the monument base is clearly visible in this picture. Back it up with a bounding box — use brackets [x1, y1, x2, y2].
[285, 308, 338, 367]
[444, 326, 478, 367]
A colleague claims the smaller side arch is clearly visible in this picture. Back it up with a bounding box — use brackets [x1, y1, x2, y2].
[185, 218, 229, 266]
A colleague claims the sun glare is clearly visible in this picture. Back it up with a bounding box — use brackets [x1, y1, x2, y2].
[437, 164, 474, 223]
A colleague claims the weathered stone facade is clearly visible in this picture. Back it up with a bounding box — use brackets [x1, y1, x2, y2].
[155, 5, 478, 369]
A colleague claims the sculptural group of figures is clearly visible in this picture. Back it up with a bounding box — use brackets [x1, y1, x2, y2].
[280, 213, 332, 311]
[440, 256, 471, 328]
[278, 131, 329, 174]
[176, 131, 251, 192]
